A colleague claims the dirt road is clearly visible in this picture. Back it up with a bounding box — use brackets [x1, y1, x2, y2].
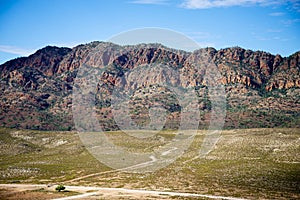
[0, 184, 247, 200]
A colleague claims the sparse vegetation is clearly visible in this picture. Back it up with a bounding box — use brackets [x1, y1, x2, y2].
[0, 127, 299, 199]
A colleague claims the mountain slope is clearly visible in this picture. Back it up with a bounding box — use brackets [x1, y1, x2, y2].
[0, 42, 299, 130]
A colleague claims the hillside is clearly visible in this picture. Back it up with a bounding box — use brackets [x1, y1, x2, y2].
[0, 42, 299, 130]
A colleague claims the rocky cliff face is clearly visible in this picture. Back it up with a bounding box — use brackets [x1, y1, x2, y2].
[0, 42, 299, 130]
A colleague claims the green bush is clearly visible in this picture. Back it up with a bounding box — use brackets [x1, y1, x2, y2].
[55, 184, 65, 192]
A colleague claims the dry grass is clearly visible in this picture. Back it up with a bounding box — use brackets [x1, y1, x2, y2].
[0, 128, 299, 199]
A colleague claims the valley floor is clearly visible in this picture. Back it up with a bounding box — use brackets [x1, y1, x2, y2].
[0, 128, 299, 199]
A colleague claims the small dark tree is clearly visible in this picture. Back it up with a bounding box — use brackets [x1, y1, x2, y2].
[55, 184, 65, 192]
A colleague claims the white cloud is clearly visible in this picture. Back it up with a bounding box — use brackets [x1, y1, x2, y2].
[281, 18, 300, 26]
[181, 0, 267, 9]
[288, 0, 300, 11]
[0, 45, 34, 56]
[129, 0, 169, 4]
[269, 12, 285, 16]
[267, 29, 282, 32]
[180, 0, 299, 9]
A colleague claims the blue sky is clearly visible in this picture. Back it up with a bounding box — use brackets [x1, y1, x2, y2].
[0, 0, 299, 64]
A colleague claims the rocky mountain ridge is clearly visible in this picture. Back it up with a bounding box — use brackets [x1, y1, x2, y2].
[0, 42, 299, 130]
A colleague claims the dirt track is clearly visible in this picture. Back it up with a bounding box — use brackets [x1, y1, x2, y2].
[0, 184, 247, 200]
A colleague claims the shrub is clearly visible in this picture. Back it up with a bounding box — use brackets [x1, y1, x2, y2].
[55, 184, 65, 192]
